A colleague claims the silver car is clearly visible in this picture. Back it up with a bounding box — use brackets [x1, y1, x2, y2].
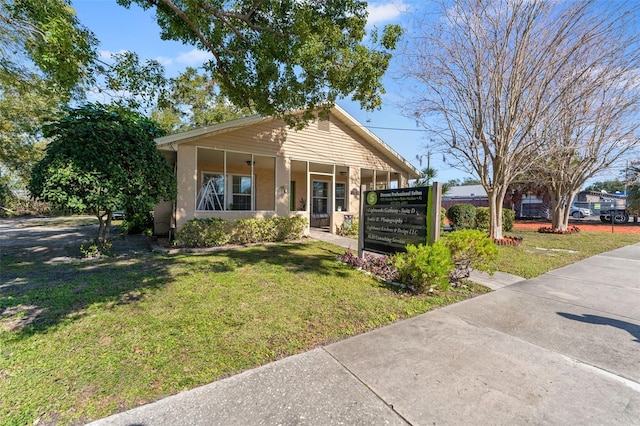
[570, 204, 592, 219]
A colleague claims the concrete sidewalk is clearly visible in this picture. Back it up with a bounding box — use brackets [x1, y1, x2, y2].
[90, 242, 640, 425]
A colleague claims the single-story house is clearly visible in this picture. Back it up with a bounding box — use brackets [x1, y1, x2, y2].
[153, 105, 421, 236]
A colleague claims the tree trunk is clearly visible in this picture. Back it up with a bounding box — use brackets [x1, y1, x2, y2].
[549, 189, 578, 232]
[96, 209, 105, 242]
[96, 211, 113, 242]
[488, 189, 504, 240]
[104, 213, 112, 241]
[550, 204, 570, 231]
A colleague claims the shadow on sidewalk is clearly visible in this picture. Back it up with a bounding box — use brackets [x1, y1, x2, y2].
[557, 312, 640, 343]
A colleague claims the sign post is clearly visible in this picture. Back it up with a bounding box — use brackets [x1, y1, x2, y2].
[358, 183, 442, 256]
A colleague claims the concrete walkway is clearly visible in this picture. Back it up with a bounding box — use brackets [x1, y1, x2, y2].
[90, 240, 640, 425]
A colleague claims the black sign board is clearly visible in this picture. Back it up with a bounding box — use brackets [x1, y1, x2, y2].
[361, 187, 430, 254]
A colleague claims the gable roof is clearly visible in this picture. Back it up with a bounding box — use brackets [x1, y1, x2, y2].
[155, 105, 420, 178]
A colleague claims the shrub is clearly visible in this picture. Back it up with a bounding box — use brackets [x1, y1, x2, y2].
[121, 211, 153, 235]
[502, 208, 515, 232]
[446, 204, 476, 230]
[80, 238, 113, 258]
[442, 229, 498, 284]
[474, 207, 515, 232]
[337, 216, 359, 236]
[230, 218, 274, 244]
[175, 216, 307, 248]
[475, 207, 490, 230]
[392, 242, 453, 293]
[174, 218, 231, 247]
[272, 216, 307, 241]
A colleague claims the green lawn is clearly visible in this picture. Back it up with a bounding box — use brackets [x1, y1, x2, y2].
[0, 241, 486, 425]
[2, 229, 639, 424]
[487, 228, 640, 278]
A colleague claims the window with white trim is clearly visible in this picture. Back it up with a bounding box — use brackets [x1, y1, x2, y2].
[335, 182, 346, 211]
[231, 175, 252, 210]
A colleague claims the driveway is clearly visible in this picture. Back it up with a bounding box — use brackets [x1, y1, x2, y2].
[0, 217, 152, 263]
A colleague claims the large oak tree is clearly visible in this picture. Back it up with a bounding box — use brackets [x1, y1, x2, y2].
[117, 0, 402, 126]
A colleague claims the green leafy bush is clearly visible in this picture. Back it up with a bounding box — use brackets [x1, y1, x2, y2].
[442, 229, 498, 284]
[80, 239, 113, 258]
[121, 211, 153, 235]
[175, 216, 307, 247]
[230, 218, 273, 244]
[446, 204, 476, 230]
[174, 218, 231, 247]
[502, 208, 515, 232]
[474, 207, 515, 232]
[272, 216, 307, 241]
[337, 216, 359, 236]
[392, 242, 453, 293]
[475, 207, 490, 230]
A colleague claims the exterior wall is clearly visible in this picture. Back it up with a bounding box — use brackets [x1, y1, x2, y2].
[167, 114, 414, 233]
[154, 201, 173, 236]
[176, 145, 197, 230]
[153, 150, 176, 236]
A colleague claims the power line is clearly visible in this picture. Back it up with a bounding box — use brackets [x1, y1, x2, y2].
[359, 124, 427, 132]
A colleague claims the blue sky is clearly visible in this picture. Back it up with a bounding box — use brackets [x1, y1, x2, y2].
[71, 0, 464, 183]
[70, 1, 634, 187]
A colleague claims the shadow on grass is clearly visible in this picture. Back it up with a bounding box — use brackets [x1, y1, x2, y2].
[557, 312, 640, 343]
[172, 241, 353, 279]
[1, 241, 355, 339]
[1, 253, 173, 340]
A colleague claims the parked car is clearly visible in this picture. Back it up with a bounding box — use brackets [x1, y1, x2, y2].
[111, 210, 125, 220]
[570, 204, 592, 219]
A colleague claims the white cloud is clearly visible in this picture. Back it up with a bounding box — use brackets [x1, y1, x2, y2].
[154, 56, 174, 66]
[367, 1, 409, 26]
[176, 49, 214, 66]
[98, 49, 128, 62]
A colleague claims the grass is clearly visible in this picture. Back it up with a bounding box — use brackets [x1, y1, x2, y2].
[488, 228, 640, 278]
[2, 227, 638, 424]
[0, 241, 487, 425]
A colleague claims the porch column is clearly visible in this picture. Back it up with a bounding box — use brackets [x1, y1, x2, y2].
[175, 144, 196, 231]
[276, 156, 289, 216]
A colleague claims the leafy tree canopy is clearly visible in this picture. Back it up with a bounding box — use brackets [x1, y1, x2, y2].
[152, 67, 252, 133]
[0, 0, 97, 96]
[584, 180, 626, 194]
[117, 0, 402, 127]
[29, 103, 177, 240]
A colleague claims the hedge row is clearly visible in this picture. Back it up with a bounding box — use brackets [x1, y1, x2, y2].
[446, 204, 515, 232]
[174, 216, 308, 248]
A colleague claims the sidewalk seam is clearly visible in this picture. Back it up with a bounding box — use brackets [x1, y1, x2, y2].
[321, 347, 413, 426]
[499, 285, 640, 323]
[443, 311, 640, 393]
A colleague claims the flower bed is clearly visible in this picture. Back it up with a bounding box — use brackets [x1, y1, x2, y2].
[537, 225, 580, 234]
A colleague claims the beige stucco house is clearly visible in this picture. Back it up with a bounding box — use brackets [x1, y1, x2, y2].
[153, 105, 421, 236]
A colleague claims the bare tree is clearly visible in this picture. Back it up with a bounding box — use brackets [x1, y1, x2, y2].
[401, 0, 636, 240]
[530, 39, 640, 231]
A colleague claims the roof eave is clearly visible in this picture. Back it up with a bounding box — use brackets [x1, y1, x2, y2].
[330, 105, 421, 179]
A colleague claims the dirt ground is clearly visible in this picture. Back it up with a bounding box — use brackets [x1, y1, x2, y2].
[0, 216, 154, 263]
[513, 220, 640, 234]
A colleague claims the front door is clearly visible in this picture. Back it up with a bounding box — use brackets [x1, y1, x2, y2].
[311, 181, 329, 228]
